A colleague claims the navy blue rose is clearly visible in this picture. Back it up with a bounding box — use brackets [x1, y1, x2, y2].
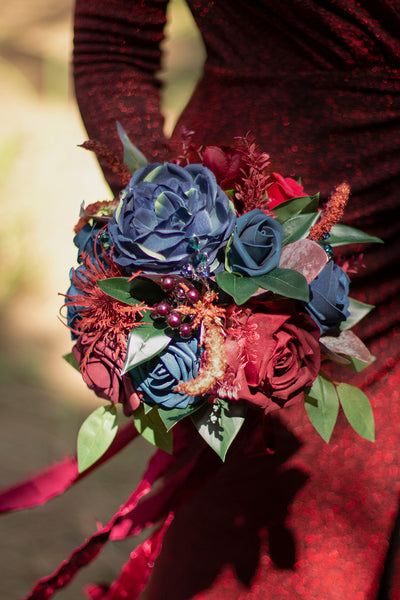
[108, 163, 236, 274]
[304, 261, 350, 333]
[131, 338, 203, 409]
[227, 209, 283, 276]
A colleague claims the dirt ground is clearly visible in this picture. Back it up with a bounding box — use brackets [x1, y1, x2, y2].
[0, 1, 204, 598]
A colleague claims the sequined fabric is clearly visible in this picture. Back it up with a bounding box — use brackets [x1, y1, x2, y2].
[73, 1, 400, 598]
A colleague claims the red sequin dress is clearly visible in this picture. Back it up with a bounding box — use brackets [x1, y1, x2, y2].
[74, 1, 400, 598]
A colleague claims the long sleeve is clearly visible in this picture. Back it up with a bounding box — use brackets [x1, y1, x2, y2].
[73, 0, 170, 192]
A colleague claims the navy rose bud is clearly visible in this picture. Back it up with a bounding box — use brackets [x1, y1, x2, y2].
[304, 261, 350, 333]
[227, 209, 283, 277]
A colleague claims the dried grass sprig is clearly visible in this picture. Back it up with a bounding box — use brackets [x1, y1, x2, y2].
[308, 182, 350, 241]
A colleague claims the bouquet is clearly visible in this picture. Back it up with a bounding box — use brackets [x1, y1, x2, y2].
[63, 126, 380, 469]
[1, 126, 382, 600]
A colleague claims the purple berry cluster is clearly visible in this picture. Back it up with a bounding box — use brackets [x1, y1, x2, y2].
[151, 276, 200, 338]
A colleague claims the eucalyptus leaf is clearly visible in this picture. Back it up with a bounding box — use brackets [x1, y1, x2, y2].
[215, 271, 259, 305]
[63, 352, 80, 372]
[116, 121, 148, 174]
[337, 383, 375, 442]
[272, 194, 320, 223]
[123, 323, 171, 373]
[304, 374, 339, 443]
[324, 224, 383, 247]
[157, 402, 205, 431]
[320, 330, 371, 363]
[281, 212, 320, 245]
[279, 239, 327, 283]
[77, 405, 118, 473]
[191, 399, 247, 461]
[340, 297, 375, 330]
[254, 268, 309, 301]
[133, 404, 173, 453]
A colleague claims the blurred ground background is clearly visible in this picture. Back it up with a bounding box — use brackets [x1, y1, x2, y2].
[0, 1, 205, 598]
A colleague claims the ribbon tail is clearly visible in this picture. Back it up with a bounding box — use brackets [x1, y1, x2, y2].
[84, 513, 175, 600]
[0, 422, 138, 513]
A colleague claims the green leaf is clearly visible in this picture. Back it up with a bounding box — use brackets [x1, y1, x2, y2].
[77, 405, 118, 473]
[191, 399, 247, 461]
[324, 224, 383, 247]
[215, 271, 259, 305]
[133, 405, 173, 453]
[272, 194, 320, 223]
[346, 355, 376, 373]
[62, 352, 80, 372]
[254, 268, 309, 301]
[340, 297, 375, 330]
[337, 382, 375, 442]
[281, 212, 320, 245]
[123, 323, 171, 373]
[157, 402, 205, 431]
[116, 121, 148, 174]
[97, 276, 164, 305]
[304, 374, 339, 443]
[97, 277, 139, 305]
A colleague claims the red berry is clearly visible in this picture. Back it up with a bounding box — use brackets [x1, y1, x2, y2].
[154, 301, 171, 317]
[186, 288, 200, 304]
[161, 276, 175, 291]
[167, 312, 182, 328]
[174, 286, 187, 300]
[179, 323, 192, 338]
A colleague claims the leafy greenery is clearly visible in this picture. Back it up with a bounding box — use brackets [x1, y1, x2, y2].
[272, 194, 320, 223]
[340, 297, 375, 331]
[324, 224, 383, 247]
[191, 399, 247, 461]
[215, 271, 258, 305]
[254, 268, 309, 301]
[77, 405, 118, 473]
[97, 276, 163, 305]
[133, 404, 173, 453]
[62, 352, 80, 372]
[215, 267, 309, 304]
[157, 402, 206, 431]
[305, 374, 339, 443]
[281, 212, 320, 245]
[337, 383, 375, 442]
[123, 322, 171, 373]
[117, 121, 148, 174]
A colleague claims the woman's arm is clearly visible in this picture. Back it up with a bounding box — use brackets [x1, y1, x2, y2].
[73, 0, 170, 192]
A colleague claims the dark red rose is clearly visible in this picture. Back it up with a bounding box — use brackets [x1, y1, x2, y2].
[223, 301, 320, 413]
[267, 172, 307, 210]
[202, 145, 244, 189]
[72, 334, 141, 415]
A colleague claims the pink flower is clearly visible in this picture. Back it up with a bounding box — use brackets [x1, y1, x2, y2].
[267, 172, 307, 210]
[223, 301, 320, 413]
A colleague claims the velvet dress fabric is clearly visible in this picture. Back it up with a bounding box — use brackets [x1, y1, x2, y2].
[73, 1, 400, 598]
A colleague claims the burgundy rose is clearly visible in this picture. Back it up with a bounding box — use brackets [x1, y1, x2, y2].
[223, 301, 320, 413]
[202, 145, 244, 189]
[73, 334, 141, 415]
[267, 172, 307, 210]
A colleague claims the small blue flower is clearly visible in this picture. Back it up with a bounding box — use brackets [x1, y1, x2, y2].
[304, 261, 350, 333]
[108, 163, 236, 274]
[227, 209, 283, 277]
[131, 338, 203, 409]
